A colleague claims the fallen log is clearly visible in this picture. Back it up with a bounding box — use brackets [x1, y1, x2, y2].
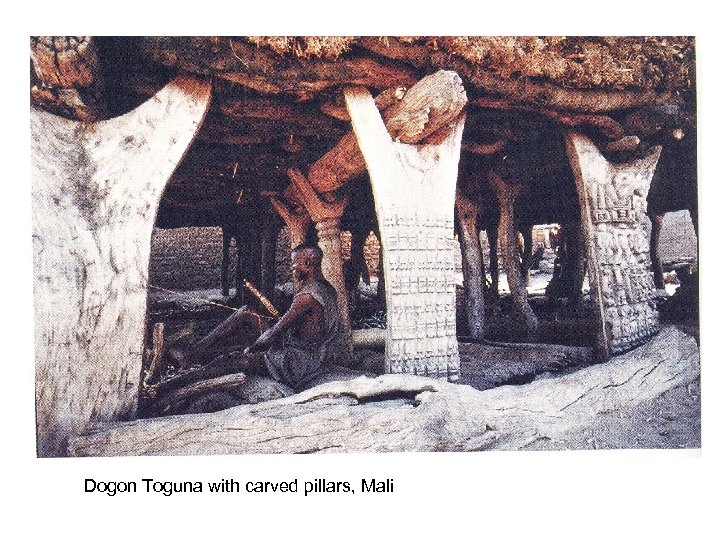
[69, 325, 698, 455]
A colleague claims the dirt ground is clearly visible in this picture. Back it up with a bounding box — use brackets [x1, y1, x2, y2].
[524, 376, 701, 451]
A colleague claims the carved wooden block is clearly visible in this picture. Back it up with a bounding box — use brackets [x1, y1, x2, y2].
[565, 131, 662, 358]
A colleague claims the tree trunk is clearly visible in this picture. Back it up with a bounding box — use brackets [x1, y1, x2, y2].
[489, 172, 539, 338]
[32, 76, 212, 457]
[487, 222, 500, 301]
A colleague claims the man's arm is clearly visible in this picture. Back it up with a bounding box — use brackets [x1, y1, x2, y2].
[244, 293, 318, 354]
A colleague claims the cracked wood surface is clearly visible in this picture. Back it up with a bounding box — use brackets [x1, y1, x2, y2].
[33, 76, 212, 457]
[68, 326, 698, 456]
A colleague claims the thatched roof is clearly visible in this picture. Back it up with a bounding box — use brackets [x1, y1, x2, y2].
[30, 36, 696, 229]
[245, 36, 694, 93]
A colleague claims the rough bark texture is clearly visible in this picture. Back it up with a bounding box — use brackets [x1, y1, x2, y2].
[345, 81, 466, 381]
[32, 76, 212, 457]
[30, 36, 105, 121]
[67, 326, 698, 456]
[565, 131, 662, 358]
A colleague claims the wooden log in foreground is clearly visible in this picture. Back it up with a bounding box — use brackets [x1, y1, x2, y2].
[68, 326, 698, 456]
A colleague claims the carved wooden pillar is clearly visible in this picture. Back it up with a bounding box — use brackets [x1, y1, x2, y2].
[32, 76, 212, 456]
[267, 194, 313, 295]
[649, 213, 665, 290]
[268, 195, 311, 250]
[344, 85, 465, 381]
[456, 191, 485, 339]
[286, 168, 351, 330]
[489, 172, 539, 338]
[565, 131, 662, 359]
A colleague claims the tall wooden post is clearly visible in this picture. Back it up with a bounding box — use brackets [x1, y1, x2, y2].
[268, 195, 311, 250]
[32, 76, 212, 456]
[286, 168, 351, 331]
[565, 131, 662, 359]
[488, 172, 539, 338]
[456, 191, 486, 340]
[344, 85, 466, 381]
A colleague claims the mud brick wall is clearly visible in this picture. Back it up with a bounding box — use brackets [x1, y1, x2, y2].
[149, 226, 226, 291]
[659, 210, 698, 267]
[275, 228, 381, 285]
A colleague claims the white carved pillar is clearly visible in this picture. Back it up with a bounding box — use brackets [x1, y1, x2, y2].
[344, 86, 465, 381]
[565, 131, 662, 359]
[32, 76, 212, 456]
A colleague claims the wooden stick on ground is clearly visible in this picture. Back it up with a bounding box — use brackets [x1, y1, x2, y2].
[152, 372, 247, 415]
[144, 323, 165, 386]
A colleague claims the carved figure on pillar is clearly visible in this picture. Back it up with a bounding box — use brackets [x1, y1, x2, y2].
[565, 131, 662, 358]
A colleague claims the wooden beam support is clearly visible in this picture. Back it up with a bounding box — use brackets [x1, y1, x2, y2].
[32, 76, 212, 456]
[456, 191, 486, 339]
[344, 78, 466, 381]
[285, 168, 351, 333]
[565, 130, 662, 359]
[308, 70, 468, 194]
[488, 172, 539, 338]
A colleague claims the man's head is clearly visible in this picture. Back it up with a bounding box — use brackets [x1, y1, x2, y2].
[291, 245, 323, 282]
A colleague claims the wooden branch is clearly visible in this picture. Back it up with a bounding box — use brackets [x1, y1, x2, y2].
[320, 86, 407, 122]
[604, 135, 641, 153]
[287, 168, 347, 222]
[462, 140, 507, 155]
[472, 97, 626, 140]
[307, 70, 468, 193]
[165, 324, 197, 347]
[152, 373, 247, 415]
[144, 323, 165, 386]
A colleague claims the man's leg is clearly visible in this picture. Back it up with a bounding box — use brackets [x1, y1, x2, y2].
[170, 306, 270, 366]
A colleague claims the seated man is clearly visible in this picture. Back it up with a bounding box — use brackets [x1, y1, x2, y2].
[173, 245, 350, 392]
